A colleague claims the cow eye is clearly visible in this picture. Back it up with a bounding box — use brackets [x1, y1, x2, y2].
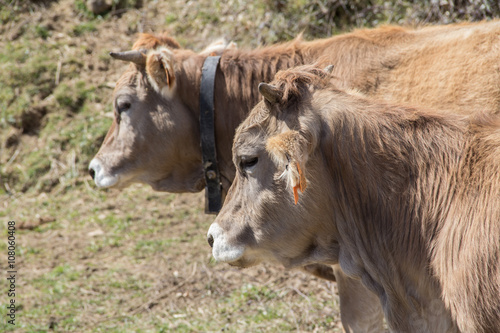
[116, 100, 131, 114]
[240, 156, 258, 170]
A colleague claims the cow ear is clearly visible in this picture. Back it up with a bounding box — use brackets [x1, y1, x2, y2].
[266, 130, 309, 205]
[145, 48, 176, 97]
[258, 83, 283, 105]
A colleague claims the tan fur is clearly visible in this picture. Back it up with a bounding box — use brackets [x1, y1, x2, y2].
[271, 66, 331, 103]
[217, 65, 500, 332]
[92, 21, 500, 333]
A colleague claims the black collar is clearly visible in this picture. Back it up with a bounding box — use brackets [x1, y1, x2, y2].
[199, 56, 222, 214]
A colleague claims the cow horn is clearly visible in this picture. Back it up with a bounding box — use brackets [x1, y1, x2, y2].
[109, 50, 147, 66]
[258, 83, 283, 104]
[324, 65, 334, 74]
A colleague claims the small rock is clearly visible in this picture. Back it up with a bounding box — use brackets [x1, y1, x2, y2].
[87, 229, 105, 237]
[86, 0, 112, 15]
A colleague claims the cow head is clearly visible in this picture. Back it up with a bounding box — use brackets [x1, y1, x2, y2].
[207, 65, 339, 268]
[88, 35, 235, 192]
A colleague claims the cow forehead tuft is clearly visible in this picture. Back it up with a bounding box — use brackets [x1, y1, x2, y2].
[113, 67, 154, 100]
[132, 32, 180, 51]
[234, 130, 266, 151]
[147, 46, 174, 58]
[239, 103, 270, 130]
[114, 70, 136, 92]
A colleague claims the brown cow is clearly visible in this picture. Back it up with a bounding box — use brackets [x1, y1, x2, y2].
[89, 21, 500, 333]
[207, 65, 500, 333]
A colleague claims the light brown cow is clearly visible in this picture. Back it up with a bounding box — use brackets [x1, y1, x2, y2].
[89, 21, 500, 333]
[207, 65, 500, 333]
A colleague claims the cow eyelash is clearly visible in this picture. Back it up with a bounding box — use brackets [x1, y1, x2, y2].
[240, 156, 258, 170]
[116, 101, 131, 114]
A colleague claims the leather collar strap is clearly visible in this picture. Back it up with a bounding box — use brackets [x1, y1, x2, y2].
[199, 55, 222, 214]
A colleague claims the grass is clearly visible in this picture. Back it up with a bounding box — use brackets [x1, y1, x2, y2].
[35, 25, 50, 39]
[72, 22, 97, 36]
[0, 179, 343, 332]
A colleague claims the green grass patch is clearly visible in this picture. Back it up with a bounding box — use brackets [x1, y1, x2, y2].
[35, 25, 50, 39]
[54, 81, 96, 112]
[133, 239, 177, 256]
[165, 13, 177, 24]
[72, 22, 97, 36]
[85, 235, 123, 253]
[0, 41, 57, 128]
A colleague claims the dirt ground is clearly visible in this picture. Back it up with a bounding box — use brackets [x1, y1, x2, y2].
[1, 1, 345, 331]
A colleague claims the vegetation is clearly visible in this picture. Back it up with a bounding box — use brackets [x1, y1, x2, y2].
[0, 0, 498, 331]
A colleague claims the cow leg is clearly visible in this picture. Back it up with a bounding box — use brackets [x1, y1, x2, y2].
[333, 265, 385, 333]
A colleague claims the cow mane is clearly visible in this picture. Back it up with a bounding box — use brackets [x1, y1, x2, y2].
[130, 32, 337, 117]
[216, 36, 325, 109]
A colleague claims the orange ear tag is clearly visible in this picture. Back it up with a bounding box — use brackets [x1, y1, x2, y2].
[292, 162, 306, 205]
[293, 185, 299, 205]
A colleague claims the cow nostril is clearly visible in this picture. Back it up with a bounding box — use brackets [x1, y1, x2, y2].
[207, 234, 214, 248]
[89, 168, 95, 180]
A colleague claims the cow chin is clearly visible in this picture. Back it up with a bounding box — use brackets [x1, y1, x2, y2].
[95, 174, 119, 188]
[149, 174, 205, 193]
[229, 257, 260, 268]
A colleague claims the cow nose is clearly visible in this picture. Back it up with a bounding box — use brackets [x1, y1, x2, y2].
[89, 167, 95, 180]
[207, 234, 214, 248]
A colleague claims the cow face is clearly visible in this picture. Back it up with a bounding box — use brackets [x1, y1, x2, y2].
[89, 47, 204, 193]
[207, 70, 339, 268]
[89, 38, 237, 193]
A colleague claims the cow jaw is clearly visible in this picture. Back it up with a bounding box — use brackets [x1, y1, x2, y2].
[89, 158, 206, 193]
[149, 169, 205, 193]
[207, 221, 300, 268]
[207, 218, 332, 269]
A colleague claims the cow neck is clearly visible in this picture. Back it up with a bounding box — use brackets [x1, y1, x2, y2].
[199, 55, 222, 214]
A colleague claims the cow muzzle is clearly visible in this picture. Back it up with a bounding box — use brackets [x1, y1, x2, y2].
[207, 222, 245, 263]
[88, 158, 119, 188]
